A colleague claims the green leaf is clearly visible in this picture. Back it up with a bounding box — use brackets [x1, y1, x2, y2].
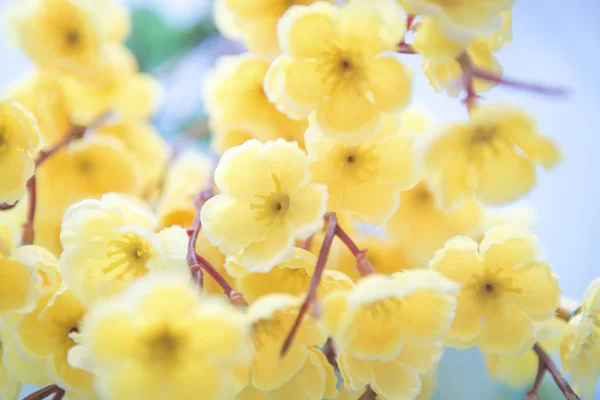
[126, 8, 217, 73]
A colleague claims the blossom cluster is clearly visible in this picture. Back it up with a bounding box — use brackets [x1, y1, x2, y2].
[0, 0, 595, 400]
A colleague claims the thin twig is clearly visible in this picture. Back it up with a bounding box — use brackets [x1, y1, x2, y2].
[281, 212, 338, 357]
[456, 52, 480, 111]
[0, 201, 18, 211]
[398, 43, 416, 54]
[35, 125, 87, 167]
[22, 385, 62, 400]
[470, 67, 568, 97]
[21, 176, 36, 245]
[358, 386, 378, 400]
[323, 338, 338, 370]
[299, 234, 314, 251]
[526, 356, 547, 400]
[334, 223, 374, 276]
[532, 344, 580, 400]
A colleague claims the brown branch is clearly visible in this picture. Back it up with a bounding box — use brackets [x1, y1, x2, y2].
[299, 234, 314, 251]
[470, 67, 568, 97]
[21, 176, 36, 245]
[526, 355, 547, 400]
[334, 223, 374, 276]
[22, 385, 63, 400]
[281, 212, 338, 357]
[0, 201, 18, 211]
[397, 43, 416, 54]
[456, 52, 480, 111]
[532, 343, 580, 400]
[323, 337, 338, 370]
[358, 386, 378, 400]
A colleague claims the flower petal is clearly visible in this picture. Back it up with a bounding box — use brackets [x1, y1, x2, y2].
[367, 54, 412, 113]
[480, 299, 535, 355]
[375, 133, 421, 188]
[200, 196, 262, 256]
[287, 185, 328, 238]
[369, 359, 422, 400]
[511, 262, 560, 321]
[238, 223, 294, 272]
[339, 179, 399, 225]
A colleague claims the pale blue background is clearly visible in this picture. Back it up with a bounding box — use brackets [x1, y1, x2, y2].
[1, 0, 598, 398]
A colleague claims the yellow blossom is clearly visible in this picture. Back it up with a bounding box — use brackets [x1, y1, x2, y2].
[0, 95, 42, 204]
[265, 0, 411, 142]
[4, 0, 106, 79]
[37, 134, 139, 211]
[95, 119, 168, 197]
[204, 54, 307, 152]
[201, 139, 328, 272]
[246, 294, 328, 390]
[422, 11, 512, 97]
[69, 271, 251, 400]
[330, 235, 420, 281]
[156, 150, 211, 229]
[214, 0, 333, 56]
[236, 347, 337, 400]
[486, 317, 566, 388]
[211, 125, 257, 155]
[59, 194, 189, 305]
[413, 17, 469, 61]
[398, 0, 514, 40]
[58, 43, 139, 125]
[338, 340, 442, 400]
[9, 70, 71, 148]
[232, 247, 353, 300]
[322, 269, 458, 360]
[14, 287, 93, 397]
[386, 181, 484, 266]
[424, 104, 561, 209]
[0, 245, 61, 317]
[306, 114, 421, 224]
[560, 277, 600, 398]
[431, 223, 561, 354]
[80, 0, 130, 43]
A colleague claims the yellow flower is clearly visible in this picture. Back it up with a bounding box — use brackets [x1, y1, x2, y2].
[79, 0, 130, 43]
[9, 70, 71, 148]
[322, 269, 458, 360]
[201, 139, 328, 272]
[265, 0, 411, 142]
[214, 0, 333, 56]
[424, 104, 561, 208]
[0, 95, 41, 204]
[306, 114, 421, 224]
[233, 247, 352, 301]
[4, 0, 105, 79]
[156, 150, 211, 229]
[236, 347, 337, 400]
[486, 317, 566, 388]
[330, 235, 420, 281]
[0, 199, 27, 257]
[422, 11, 512, 97]
[413, 17, 469, 61]
[14, 287, 93, 397]
[204, 54, 307, 152]
[399, 107, 430, 135]
[431, 223, 561, 354]
[0, 245, 61, 317]
[95, 119, 168, 197]
[246, 294, 328, 390]
[398, 0, 514, 40]
[194, 231, 237, 297]
[37, 134, 139, 211]
[59, 194, 189, 305]
[386, 181, 484, 266]
[0, 336, 22, 400]
[211, 125, 257, 155]
[69, 271, 250, 400]
[560, 277, 600, 398]
[561, 313, 600, 399]
[1, 325, 51, 388]
[338, 340, 442, 400]
[59, 43, 138, 125]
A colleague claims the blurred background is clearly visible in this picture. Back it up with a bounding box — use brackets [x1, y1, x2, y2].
[1, 0, 598, 398]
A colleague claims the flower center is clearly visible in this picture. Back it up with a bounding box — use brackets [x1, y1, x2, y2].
[470, 125, 496, 145]
[78, 158, 94, 175]
[413, 186, 433, 205]
[142, 327, 185, 365]
[0, 128, 6, 153]
[66, 29, 80, 46]
[338, 145, 379, 181]
[104, 232, 153, 280]
[251, 174, 290, 225]
[253, 317, 286, 348]
[339, 58, 354, 72]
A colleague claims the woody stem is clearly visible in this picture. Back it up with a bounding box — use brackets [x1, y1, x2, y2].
[281, 212, 338, 357]
[22, 385, 64, 400]
[532, 344, 580, 400]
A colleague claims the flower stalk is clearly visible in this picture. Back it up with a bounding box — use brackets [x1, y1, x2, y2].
[530, 343, 580, 400]
[22, 384, 65, 400]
